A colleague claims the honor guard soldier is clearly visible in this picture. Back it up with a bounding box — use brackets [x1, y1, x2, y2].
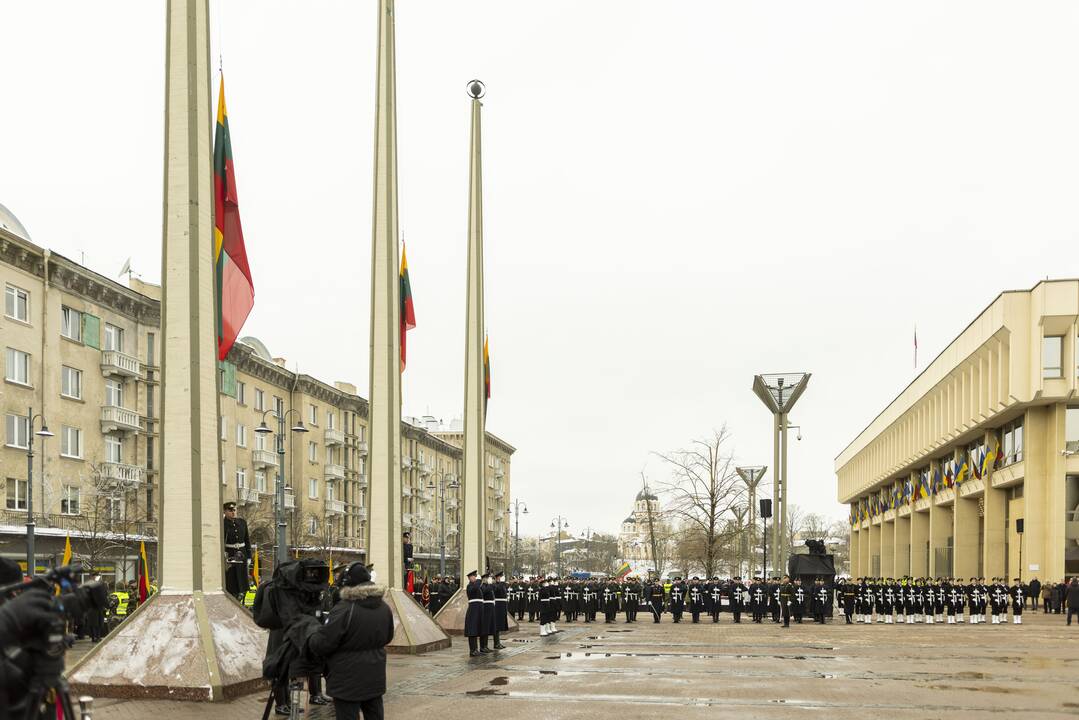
[669, 578, 686, 623]
[492, 571, 509, 649]
[769, 578, 782, 623]
[1009, 578, 1024, 624]
[623, 577, 641, 623]
[708, 578, 723, 623]
[527, 579, 541, 623]
[881, 580, 895, 623]
[750, 578, 767, 623]
[792, 579, 806, 624]
[811, 579, 828, 623]
[480, 572, 497, 651]
[925, 583, 937, 624]
[581, 580, 597, 623]
[463, 570, 487, 656]
[647, 579, 665, 623]
[779, 575, 794, 628]
[222, 502, 251, 600]
[687, 578, 704, 623]
[731, 577, 748, 623]
[602, 579, 619, 623]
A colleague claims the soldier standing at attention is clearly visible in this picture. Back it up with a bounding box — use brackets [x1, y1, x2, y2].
[731, 577, 748, 624]
[669, 578, 686, 623]
[463, 570, 486, 656]
[222, 502, 250, 601]
[648, 579, 665, 623]
[492, 571, 509, 649]
[750, 578, 766, 623]
[779, 575, 795, 628]
[792, 578, 806, 624]
[687, 578, 704, 624]
[623, 577, 640, 623]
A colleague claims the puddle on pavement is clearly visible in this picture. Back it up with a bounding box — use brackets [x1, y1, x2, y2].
[539, 670, 557, 675]
[489, 677, 509, 686]
[952, 671, 986, 680]
[465, 687, 506, 696]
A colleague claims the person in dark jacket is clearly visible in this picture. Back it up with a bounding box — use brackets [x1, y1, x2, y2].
[1028, 577, 1041, 610]
[492, 571, 509, 650]
[295, 562, 393, 720]
[253, 558, 332, 716]
[480, 572, 497, 651]
[463, 570, 487, 656]
[1066, 578, 1079, 626]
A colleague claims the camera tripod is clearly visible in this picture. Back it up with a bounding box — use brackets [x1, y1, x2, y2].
[15, 651, 89, 720]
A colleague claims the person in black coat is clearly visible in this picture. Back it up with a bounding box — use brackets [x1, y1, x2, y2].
[296, 563, 393, 720]
[1066, 578, 1079, 625]
[463, 570, 487, 656]
[1028, 577, 1041, 610]
[492, 570, 509, 650]
[480, 572, 497, 651]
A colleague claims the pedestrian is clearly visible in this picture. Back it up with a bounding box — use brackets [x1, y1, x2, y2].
[1066, 578, 1078, 626]
[1028, 577, 1041, 610]
[298, 562, 393, 720]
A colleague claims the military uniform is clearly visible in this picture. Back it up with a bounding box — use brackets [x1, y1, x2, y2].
[669, 579, 686, 623]
[730, 578, 748, 624]
[222, 502, 251, 600]
[623, 579, 641, 623]
[647, 581, 665, 623]
[1008, 578, 1024, 624]
[463, 571, 487, 656]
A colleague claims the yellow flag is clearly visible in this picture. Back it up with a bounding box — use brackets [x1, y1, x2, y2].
[252, 548, 260, 584]
[328, 551, 334, 585]
[61, 536, 72, 566]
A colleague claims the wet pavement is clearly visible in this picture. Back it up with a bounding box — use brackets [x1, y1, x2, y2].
[72, 610, 1079, 718]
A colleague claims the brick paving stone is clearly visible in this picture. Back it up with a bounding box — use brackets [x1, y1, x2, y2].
[67, 612, 1079, 719]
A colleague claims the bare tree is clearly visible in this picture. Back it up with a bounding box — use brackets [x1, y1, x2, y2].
[653, 427, 746, 580]
[639, 473, 672, 577]
[827, 519, 852, 574]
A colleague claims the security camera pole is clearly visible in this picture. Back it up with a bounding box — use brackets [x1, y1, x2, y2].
[752, 373, 810, 574]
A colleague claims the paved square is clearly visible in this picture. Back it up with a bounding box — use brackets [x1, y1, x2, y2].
[77, 611, 1079, 719]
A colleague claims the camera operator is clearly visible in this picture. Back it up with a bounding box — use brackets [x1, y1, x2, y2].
[288, 563, 393, 720]
[253, 558, 333, 716]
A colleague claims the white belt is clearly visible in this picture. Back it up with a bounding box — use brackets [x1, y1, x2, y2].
[468, 599, 483, 604]
[484, 600, 495, 604]
[495, 599, 508, 603]
[225, 543, 245, 549]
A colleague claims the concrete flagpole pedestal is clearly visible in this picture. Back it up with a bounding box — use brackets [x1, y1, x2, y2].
[68, 0, 267, 700]
[435, 81, 494, 637]
[366, 0, 449, 654]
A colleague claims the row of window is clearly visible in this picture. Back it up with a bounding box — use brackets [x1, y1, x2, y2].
[4, 412, 127, 461]
[4, 478, 137, 520]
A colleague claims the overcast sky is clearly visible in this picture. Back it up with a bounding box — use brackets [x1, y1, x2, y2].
[3, 1, 1078, 539]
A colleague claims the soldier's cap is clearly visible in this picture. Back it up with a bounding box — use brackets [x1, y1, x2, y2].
[494, 570, 504, 578]
[692, 576, 699, 581]
[223, 502, 237, 511]
[467, 570, 478, 578]
[1013, 577, 1020, 582]
[481, 571, 491, 579]
[734, 577, 741, 581]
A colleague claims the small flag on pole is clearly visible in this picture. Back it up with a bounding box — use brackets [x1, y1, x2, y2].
[138, 541, 151, 603]
[483, 335, 491, 416]
[61, 535, 72, 566]
[400, 244, 416, 372]
[252, 547, 260, 584]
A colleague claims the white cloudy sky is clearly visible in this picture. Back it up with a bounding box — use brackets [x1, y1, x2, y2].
[3, 1, 1078, 539]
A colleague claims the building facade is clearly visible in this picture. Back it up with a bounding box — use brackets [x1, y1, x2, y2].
[837, 279, 1079, 583]
[1, 204, 515, 582]
[618, 487, 663, 567]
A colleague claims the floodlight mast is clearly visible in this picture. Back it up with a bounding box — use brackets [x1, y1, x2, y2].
[736, 466, 767, 578]
[752, 373, 810, 574]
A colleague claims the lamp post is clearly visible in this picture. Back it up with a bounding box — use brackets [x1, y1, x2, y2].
[578, 527, 596, 574]
[508, 499, 527, 576]
[735, 466, 767, 578]
[256, 408, 308, 568]
[24, 407, 54, 578]
[427, 471, 461, 577]
[550, 516, 569, 577]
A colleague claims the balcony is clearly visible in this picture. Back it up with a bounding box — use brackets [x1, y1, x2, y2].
[356, 507, 367, 521]
[419, 463, 432, 477]
[402, 456, 413, 469]
[238, 487, 261, 505]
[324, 464, 345, 481]
[402, 512, 414, 526]
[402, 486, 413, 497]
[324, 427, 344, 446]
[418, 488, 432, 503]
[325, 498, 346, 515]
[486, 478, 495, 489]
[447, 523, 459, 535]
[494, 468, 505, 479]
[100, 350, 140, 379]
[357, 473, 368, 489]
[252, 449, 277, 469]
[446, 498, 459, 509]
[356, 441, 369, 456]
[99, 462, 144, 486]
[494, 489, 505, 500]
[101, 406, 140, 434]
[283, 492, 296, 510]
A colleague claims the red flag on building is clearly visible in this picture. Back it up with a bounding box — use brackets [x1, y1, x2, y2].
[400, 244, 416, 372]
[137, 541, 151, 603]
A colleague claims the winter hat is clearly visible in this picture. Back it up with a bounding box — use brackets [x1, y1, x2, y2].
[341, 562, 374, 587]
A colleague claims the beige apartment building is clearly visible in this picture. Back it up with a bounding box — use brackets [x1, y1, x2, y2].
[0, 203, 515, 581]
[837, 279, 1079, 583]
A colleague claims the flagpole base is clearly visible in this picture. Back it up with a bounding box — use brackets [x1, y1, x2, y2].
[384, 588, 453, 654]
[433, 588, 520, 636]
[67, 590, 268, 701]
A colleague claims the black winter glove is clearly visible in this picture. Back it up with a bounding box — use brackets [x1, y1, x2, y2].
[0, 589, 57, 645]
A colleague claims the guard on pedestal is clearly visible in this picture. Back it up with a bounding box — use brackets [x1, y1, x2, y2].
[223, 502, 250, 600]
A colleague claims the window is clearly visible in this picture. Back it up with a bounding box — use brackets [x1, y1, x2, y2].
[61, 366, 82, 399]
[105, 496, 123, 524]
[60, 426, 83, 459]
[327, 411, 335, 430]
[326, 446, 335, 465]
[146, 487, 154, 521]
[5, 284, 29, 322]
[105, 378, 123, 407]
[236, 468, 247, 488]
[105, 435, 122, 463]
[220, 415, 228, 441]
[146, 332, 155, 366]
[256, 470, 267, 493]
[309, 405, 318, 425]
[308, 478, 319, 499]
[61, 306, 82, 341]
[1068, 407, 1079, 453]
[273, 396, 284, 418]
[104, 323, 124, 352]
[254, 432, 267, 452]
[308, 441, 317, 462]
[236, 381, 246, 405]
[1043, 335, 1064, 378]
[254, 388, 265, 411]
[6, 478, 27, 511]
[61, 485, 80, 515]
[1002, 417, 1024, 465]
[307, 516, 318, 535]
[236, 424, 247, 448]
[326, 483, 335, 502]
[5, 347, 30, 384]
[5, 414, 29, 449]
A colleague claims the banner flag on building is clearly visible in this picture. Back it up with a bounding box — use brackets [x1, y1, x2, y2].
[213, 75, 255, 361]
[61, 535, 72, 566]
[137, 541, 151, 603]
[399, 244, 416, 372]
[483, 334, 491, 416]
[328, 550, 334, 585]
[955, 457, 969, 486]
[252, 547, 260, 585]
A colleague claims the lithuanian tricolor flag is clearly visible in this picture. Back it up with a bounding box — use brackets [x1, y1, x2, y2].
[213, 76, 254, 362]
[137, 540, 151, 603]
[615, 561, 631, 579]
[399, 244, 416, 372]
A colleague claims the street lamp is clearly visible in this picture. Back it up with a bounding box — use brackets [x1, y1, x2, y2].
[549, 516, 569, 577]
[578, 528, 596, 574]
[24, 407, 53, 578]
[256, 408, 307, 567]
[735, 466, 767, 578]
[509, 499, 527, 576]
[427, 471, 460, 577]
